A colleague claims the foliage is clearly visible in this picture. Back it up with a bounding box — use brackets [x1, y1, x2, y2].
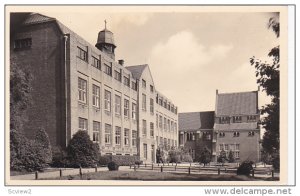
[34, 128, 52, 164]
[249, 17, 280, 169]
[66, 131, 100, 168]
[271, 152, 280, 171]
[98, 155, 112, 166]
[199, 147, 211, 166]
[168, 149, 181, 163]
[10, 129, 52, 172]
[51, 146, 68, 168]
[107, 161, 119, 171]
[167, 148, 193, 163]
[237, 161, 254, 176]
[10, 59, 33, 131]
[217, 150, 227, 165]
[156, 148, 169, 163]
[228, 150, 235, 163]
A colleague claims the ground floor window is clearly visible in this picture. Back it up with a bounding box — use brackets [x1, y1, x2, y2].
[93, 121, 100, 142]
[143, 144, 147, 159]
[105, 124, 111, 144]
[115, 126, 121, 145]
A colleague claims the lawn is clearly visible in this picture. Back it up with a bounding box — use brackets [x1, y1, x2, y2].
[44, 170, 276, 181]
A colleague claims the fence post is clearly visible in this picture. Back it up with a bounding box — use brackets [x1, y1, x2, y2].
[272, 170, 274, 178]
[60, 169, 63, 177]
[172, 162, 173, 166]
[152, 164, 154, 170]
[188, 167, 191, 175]
[225, 167, 227, 173]
[199, 166, 201, 173]
[168, 163, 169, 166]
[252, 170, 255, 177]
[134, 165, 136, 171]
[190, 162, 191, 167]
[163, 162, 164, 166]
[35, 171, 38, 180]
[79, 167, 83, 178]
[95, 166, 98, 173]
[145, 163, 146, 168]
[175, 165, 177, 171]
[218, 168, 220, 175]
[161, 166, 163, 172]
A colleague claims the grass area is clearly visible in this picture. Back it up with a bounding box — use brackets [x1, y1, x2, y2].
[44, 170, 277, 181]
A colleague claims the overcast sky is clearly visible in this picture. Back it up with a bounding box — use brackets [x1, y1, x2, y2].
[35, 7, 278, 113]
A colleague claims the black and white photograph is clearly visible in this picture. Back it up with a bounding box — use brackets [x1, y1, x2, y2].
[5, 5, 293, 187]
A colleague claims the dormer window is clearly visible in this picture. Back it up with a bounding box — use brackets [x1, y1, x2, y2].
[77, 47, 88, 62]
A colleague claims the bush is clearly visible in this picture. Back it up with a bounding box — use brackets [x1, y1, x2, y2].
[272, 153, 280, 171]
[217, 150, 227, 165]
[228, 150, 235, 163]
[67, 131, 99, 168]
[237, 161, 254, 176]
[107, 161, 119, 171]
[168, 149, 181, 163]
[98, 155, 112, 166]
[199, 147, 211, 166]
[135, 160, 143, 165]
[10, 129, 51, 172]
[51, 146, 68, 168]
[34, 128, 52, 164]
[181, 154, 193, 163]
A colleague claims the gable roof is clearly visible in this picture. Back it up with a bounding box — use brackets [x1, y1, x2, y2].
[216, 91, 258, 116]
[179, 111, 214, 131]
[22, 13, 55, 25]
[125, 64, 148, 79]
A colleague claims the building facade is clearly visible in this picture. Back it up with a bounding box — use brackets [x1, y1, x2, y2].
[179, 90, 261, 163]
[10, 13, 178, 163]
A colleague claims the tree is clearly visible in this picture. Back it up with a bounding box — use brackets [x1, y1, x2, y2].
[228, 150, 235, 163]
[217, 150, 227, 166]
[10, 58, 33, 131]
[34, 128, 52, 164]
[249, 17, 280, 169]
[199, 147, 211, 167]
[67, 131, 99, 167]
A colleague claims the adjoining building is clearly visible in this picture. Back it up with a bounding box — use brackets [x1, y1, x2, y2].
[10, 13, 178, 164]
[179, 90, 261, 163]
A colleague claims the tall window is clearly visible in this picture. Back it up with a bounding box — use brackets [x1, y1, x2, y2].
[143, 144, 147, 159]
[115, 95, 121, 116]
[124, 129, 129, 146]
[142, 120, 147, 137]
[163, 117, 167, 130]
[78, 78, 87, 103]
[235, 151, 240, 158]
[77, 47, 87, 62]
[132, 103, 137, 120]
[104, 63, 112, 76]
[114, 70, 121, 82]
[131, 81, 137, 91]
[124, 99, 129, 118]
[150, 98, 154, 114]
[92, 84, 100, 108]
[235, 144, 240, 150]
[105, 124, 111, 144]
[171, 121, 174, 131]
[91, 56, 100, 69]
[132, 130, 137, 147]
[115, 126, 121, 145]
[78, 118, 88, 131]
[167, 119, 170, 131]
[93, 121, 100, 142]
[150, 85, 154, 93]
[150, 122, 154, 137]
[142, 79, 146, 89]
[156, 114, 159, 128]
[123, 76, 130, 87]
[159, 115, 163, 129]
[104, 90, 111, 113]
[142, 94, 146, 111]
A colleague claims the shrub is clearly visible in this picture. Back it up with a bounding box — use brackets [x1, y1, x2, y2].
[135, 160, 143, 165]
[168, 149, 181, 163]
[199, 147, 211, 166]
[67, 131, 100, 168]
[237, 161, 254, 176]
[217, 150, 227, 166]
[272, 152, 280, 171]
[51, 146, 68, 168]
[111, 155, 139, 166]
[98, 155, 112, 166]
[228, 150, 235, 163]
[10, 130, 28, 171]
[34, 128, 52, 164]
[107, 161, 119, 171]
[181, 154, 193, 163]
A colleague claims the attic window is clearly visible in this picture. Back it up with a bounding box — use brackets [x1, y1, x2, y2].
[77, 47, 88, 62]
[14, 38, 32, 49]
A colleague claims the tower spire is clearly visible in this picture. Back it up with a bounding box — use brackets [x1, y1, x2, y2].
[104, 19, 107, 29]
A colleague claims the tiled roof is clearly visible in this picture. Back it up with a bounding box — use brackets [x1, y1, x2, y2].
[179, 111, 214, 131]
[216, 91, 258, 116]
[126, 64, 148, 79]
[214, 122, 258, 130]
[22, 13, 55, 25]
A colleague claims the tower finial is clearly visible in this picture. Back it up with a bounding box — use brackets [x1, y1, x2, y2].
[104, 19, 107, 29]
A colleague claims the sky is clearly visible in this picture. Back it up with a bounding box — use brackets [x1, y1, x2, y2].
[35, 7, 279, 113]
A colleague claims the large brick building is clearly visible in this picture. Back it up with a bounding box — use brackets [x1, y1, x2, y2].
[10, 13, 178, 163]
[179, 90, 261, 163]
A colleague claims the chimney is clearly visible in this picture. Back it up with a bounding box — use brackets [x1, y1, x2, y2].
[118, 59, 124, 66]
[216, 89, 218, 95]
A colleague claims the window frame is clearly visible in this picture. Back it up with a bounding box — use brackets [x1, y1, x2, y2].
[78, 77, 87, 104]
[92, 84, 100, 108]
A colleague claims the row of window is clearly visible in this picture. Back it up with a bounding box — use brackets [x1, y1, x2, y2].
[141, 94, 154, 114]
[158, 137, 177, 150]
[219, 131, 256, 137]
[78, 77, 138, 119]
[77, 47, 138, 91]
[78, 118, 137, 146]
[142, 120, 155, 138]
[219, 115, 257, 124]
[156, 114, 177, 132]
[219, 143, 240, 151]
[14, 38, 32, 49]
[141, 79, 154, 93]
[156, 95, 178, 114]
[185, 132, 212, 141]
